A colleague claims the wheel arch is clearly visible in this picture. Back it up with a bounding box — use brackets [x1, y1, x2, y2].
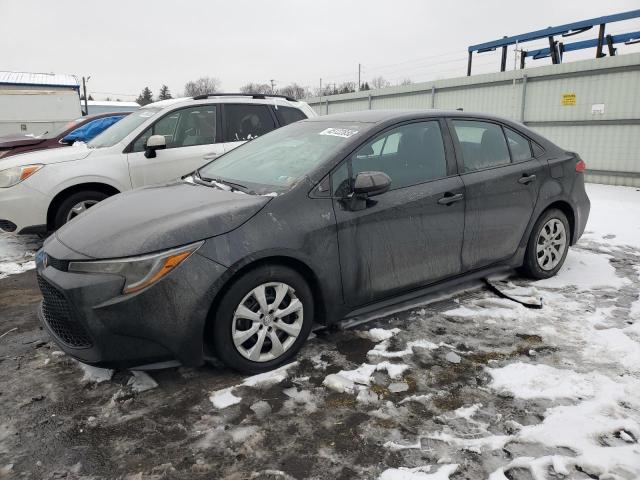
[47, 182, 121, 230]
[202, 254, 329, 349]
[540, 200, 576, 245]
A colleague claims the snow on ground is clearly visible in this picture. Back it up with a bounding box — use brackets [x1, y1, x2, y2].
[0, 232, 41, 279]
[583, 183, 640, 248]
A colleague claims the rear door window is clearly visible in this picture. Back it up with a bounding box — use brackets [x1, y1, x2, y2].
[505, 127, 533, 162]
[274, 106, 308, 126]
[451, 120, 510, 172]
[224, 104, 277, 142]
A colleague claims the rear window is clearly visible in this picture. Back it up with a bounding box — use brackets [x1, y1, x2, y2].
[275, 106, 308, 126]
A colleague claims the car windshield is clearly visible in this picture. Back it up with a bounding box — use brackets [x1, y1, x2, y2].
[38, 118, 85, 139]
[87, 108, 160, 148]
[198, 121, 368, 192]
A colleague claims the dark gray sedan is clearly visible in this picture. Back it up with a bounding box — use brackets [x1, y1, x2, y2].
[35, 110, 590, 373]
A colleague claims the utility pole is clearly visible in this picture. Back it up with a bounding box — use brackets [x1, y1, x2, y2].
[82, 76, 90, 116]
[358, 63, 361, 91]
[319, 78, 322, 95]
[270, 79, 276, 94]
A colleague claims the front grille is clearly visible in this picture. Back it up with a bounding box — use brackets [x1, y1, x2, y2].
[37, 275, 92, 348]
[0, 220, 17, 232]
[46, 255, 69, 272]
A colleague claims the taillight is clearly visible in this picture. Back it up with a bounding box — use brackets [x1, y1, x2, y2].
[575, 159, 586, 173]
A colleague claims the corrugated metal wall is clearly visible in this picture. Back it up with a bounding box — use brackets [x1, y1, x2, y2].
[306, 53, 640, 187]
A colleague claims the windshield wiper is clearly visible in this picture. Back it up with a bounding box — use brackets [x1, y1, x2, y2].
[194, 171, 254, 194]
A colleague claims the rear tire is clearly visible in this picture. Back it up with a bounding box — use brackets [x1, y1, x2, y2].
[520, 208, 570, 279]
[210, 264, 314, 374]
[53, 190, 109, 229]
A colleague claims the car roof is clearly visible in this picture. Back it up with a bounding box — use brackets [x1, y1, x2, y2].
[305, 109, 516, 124]
[145, 95, 309, 110]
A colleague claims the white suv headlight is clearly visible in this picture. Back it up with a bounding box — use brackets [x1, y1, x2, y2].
[0, 164, 44, 188]
[67, 242, 203, 294]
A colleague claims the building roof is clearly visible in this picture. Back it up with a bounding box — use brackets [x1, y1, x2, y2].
[87, 100, 140, 107]
[0, 71, 79, 88]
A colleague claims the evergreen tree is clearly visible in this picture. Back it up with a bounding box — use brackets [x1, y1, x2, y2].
[158, 85, 172, 100]
[136, 87, 154, 106]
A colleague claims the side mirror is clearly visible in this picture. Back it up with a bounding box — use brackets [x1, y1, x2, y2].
[353, 171, 391, 197]
[144, 135, 166, 158]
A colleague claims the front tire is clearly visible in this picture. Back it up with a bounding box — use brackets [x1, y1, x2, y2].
[53, 190, 109, 229]
[520, 208, 570, 279]
[210, 264, 314, 374]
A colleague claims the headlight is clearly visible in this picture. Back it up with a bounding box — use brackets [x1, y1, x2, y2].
[68, 242, 203, 294]
[0, 164, 44, 188]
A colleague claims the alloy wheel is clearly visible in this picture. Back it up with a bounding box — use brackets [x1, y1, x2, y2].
[66, 200, 99, 222]
[536, 218, 567, 271]
[231, 282, 303, 362]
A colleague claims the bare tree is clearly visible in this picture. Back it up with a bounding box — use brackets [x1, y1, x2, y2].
[400, 78, 413, 86]
[183, 77, 221, 97]
[239, 83, 272, 94]
[278, 83, 311, 100]
[370, 76, 390, 89]
[337, 81, 356, 94]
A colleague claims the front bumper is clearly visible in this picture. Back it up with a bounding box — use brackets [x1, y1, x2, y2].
[0, 181, 49, 234]
[35, 241, 228, 368]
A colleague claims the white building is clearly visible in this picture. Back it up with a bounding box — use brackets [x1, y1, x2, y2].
[0, 71, 82, 136]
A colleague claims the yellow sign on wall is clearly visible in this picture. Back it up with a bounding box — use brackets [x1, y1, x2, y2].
[562, 93, 576, 106]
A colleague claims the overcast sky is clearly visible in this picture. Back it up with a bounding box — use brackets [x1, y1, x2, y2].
[1, 0, 639, 100]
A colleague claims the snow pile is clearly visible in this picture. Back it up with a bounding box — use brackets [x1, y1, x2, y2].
[0, 233, 41, 279]
[209, 362, 297, 409]
[379, 464, 458, 480]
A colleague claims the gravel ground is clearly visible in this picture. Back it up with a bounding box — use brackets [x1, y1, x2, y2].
[0, 184, 638, 480]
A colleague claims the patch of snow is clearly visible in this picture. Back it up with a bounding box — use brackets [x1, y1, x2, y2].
[228, 425, 259, 443]
[489, 363, 594, 400]
[399, 394, 433, 405]
[78, 363, 114, 384]
[368, 338, 438, 359]
[242, 361, 297, 388]
[444, 352, 461, 364]
[209, 388, 242, 409]
[127, 371, 158, 393]
[388, 382, 409, 393]
[209, 362, 297, 408]
[0, 233, 41, 279]
[453, 404, 482, 420]
[379, 464, 458, 480]
[534, 249, 628, 290]
[250, 400, 272, 419]
[359, 328, 401, 342]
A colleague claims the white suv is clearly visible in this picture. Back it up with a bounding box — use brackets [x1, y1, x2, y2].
[0, 94, 316, 234]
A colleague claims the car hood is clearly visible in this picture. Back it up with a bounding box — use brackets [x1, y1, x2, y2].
[55, 181, 271, 258]
[0, 142, 92, 167]
[0, 134, 46, 148]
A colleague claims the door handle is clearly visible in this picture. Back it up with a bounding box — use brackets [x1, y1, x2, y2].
[203, 153, 219, 160]
[518, 174, 536, 185]
[437, 192, 464, 206]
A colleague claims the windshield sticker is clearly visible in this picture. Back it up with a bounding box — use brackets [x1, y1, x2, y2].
[319, 127, 358, 138]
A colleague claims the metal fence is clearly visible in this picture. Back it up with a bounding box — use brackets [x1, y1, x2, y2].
[306, 53, 640, 187]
